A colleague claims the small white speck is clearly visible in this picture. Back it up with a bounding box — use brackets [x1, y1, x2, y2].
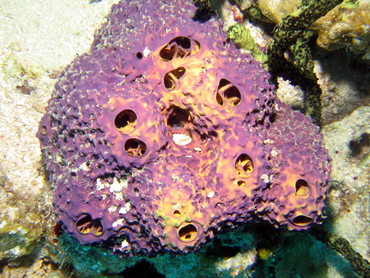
[10, 246, 22, 256]
[172, 133, 192, 145]
[261, 174, 270, 183]
[271, 149, 278, 157]
[56, 155, 63, 163]
[264, 139, 273, 144]
[121, 239, 129, 249]
[143, 47, 151, 57]
[208, 191, 215, 198]
[112, 218, 124, 228]
[119, 202, 131, 214]
[96, 178, 128, 200]
[79, 162, 90, 171]
[171, 174, 179, 182]
[96, 178, 105, 190]
[108, 206, 117, 212]
[172, 203, 182, 210]
[110, 179, 125, 193]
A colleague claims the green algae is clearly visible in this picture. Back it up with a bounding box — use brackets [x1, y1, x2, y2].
[267, 0, 345, 126]
[0, 223, 40, 258]
[228, 24, 268, 66]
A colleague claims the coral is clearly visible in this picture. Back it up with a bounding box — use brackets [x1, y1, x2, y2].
[258, 0, 301, 23]
[233, 0, 358, 125]
[312, 0, 370, 57]
[245, 0, 369, 58]
[37, 0, 330, 256]
[234, 0, 272, 22]
[266, 0, 344, 125]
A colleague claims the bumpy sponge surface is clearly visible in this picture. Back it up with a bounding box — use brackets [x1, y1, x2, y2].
[37, 0, 330, 256]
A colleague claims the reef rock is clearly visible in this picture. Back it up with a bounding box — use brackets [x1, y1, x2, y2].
[251, 0, 369, 57]
[37, 0, 330, 256]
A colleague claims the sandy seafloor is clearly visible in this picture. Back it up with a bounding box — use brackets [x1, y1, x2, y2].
[0, 0, 368, 277]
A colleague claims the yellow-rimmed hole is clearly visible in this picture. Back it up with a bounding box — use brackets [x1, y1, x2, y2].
[159, 36, 201, 61]
[173, 210, 181, 217]
[295, 179, 310, 199]
[76, 214, 104, 236]
[114, 109, 137, 133]
[292, 215, 313, 227]
[216, 79, 241, 108]
[235, 153, 254, 178]
[164, 67, 186, 90]
[124, 138, 147, 157]
[178, 223, 198, 242]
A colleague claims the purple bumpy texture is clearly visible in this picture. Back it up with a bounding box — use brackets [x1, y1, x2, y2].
[37, 0, 331, 255]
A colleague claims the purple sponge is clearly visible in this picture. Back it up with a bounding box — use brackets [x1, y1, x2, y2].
[37, 0, 330, 255]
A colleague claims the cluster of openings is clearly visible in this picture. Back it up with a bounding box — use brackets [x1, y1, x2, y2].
[216, 79, 242, 108]
[177, 222, 198, 243]
[235, 153, 254, 187]
[76, 213, 104, 236]
[159, 36, 200, 91]
[159, 36, 201, 61]
[292, 179, 312, 227]
[113, 109, 147, 157]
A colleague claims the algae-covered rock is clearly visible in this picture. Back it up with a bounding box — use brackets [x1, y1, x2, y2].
[0, 173, 53, 259]
[258, 0, 301, 23]
[311, 0, 370, 57]
[244, 0, 369, 57]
